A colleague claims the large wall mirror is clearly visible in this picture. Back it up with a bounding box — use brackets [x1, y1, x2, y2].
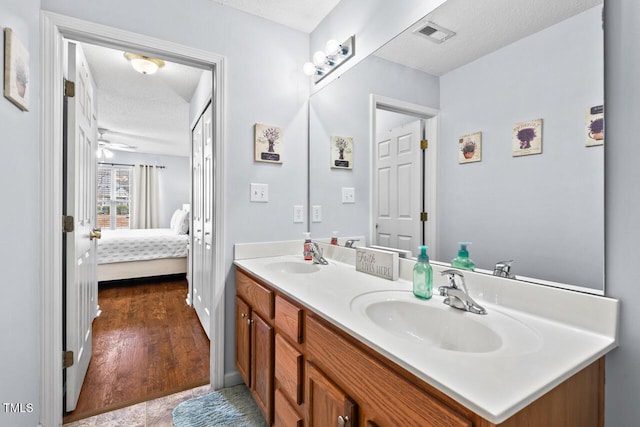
[309, 0, 604, 293]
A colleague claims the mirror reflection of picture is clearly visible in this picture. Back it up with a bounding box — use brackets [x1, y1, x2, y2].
[331, 135, 353, 169]
[586, 105, 604, 147]
[254, 123, 283, 163]
[512, 119, 543, 157]
[458, 131, 482, 164]
[3, 28, 29, 111]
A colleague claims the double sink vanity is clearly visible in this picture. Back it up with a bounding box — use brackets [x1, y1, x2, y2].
[234, 240, 619, 427]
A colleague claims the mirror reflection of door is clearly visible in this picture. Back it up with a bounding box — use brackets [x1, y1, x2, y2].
[373, 110, 435, 258]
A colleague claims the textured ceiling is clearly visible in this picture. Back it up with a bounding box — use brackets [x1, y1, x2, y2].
[375, 0, 603, 76]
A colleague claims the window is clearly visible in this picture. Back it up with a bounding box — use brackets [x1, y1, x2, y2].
[97, 164, 132, 229]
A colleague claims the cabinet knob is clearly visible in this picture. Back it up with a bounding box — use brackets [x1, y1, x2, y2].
[338, 416, 350, 427]
[247, 319, 253, 325]
[241, 313, 247, 318]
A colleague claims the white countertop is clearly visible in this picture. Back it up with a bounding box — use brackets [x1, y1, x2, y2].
[234, 241, 619, 424]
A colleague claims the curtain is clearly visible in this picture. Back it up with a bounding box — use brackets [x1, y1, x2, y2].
[131, 164, 160, 229]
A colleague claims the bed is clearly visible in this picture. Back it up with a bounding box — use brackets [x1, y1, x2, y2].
[97, 209, 190, 282]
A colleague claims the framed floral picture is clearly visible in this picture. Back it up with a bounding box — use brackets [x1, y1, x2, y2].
[458, 131, 482, 164]
[3, 28, 29, 111]
[586, 105, 604, 147]
[512, 119, 542, 157]
[330, 136, 353, 169]
[254, 123, 283, 163]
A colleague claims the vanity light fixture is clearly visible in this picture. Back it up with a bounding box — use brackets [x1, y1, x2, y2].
[123, 52, 165, 75]
[303, 35, 355, 83]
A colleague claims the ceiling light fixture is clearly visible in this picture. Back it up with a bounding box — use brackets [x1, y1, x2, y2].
[303, 35, 355, 83]
[124, 52, 165, 75]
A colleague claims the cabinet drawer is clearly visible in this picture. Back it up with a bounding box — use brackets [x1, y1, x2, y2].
[237, 269, 274, 319]
[275, 334, 303, 405]
[275, 295, 303, 344]
[274, 388, 303, 427]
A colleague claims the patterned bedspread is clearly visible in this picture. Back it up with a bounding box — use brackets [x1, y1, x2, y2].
[97, 228, 188, 264]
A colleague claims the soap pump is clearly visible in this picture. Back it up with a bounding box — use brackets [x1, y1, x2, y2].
[303, 232, 312, 261]
[413, 246, 433, 300]
[451, 242, 475, 271]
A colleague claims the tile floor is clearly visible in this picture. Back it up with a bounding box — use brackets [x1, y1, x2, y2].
[64, 384, 212, 427]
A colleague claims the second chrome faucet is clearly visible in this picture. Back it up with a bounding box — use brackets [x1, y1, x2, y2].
[438, 269, 487, 315]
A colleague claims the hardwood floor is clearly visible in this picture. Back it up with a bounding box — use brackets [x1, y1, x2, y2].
[63, 276, 210, 424]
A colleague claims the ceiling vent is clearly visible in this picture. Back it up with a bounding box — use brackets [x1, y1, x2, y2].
[414, 22, 456, 43]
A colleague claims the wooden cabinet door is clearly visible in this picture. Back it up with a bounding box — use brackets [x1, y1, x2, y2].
[235, 297, 251, 386]
[306, 362, 357, 427]
[252, 312, 274, 425]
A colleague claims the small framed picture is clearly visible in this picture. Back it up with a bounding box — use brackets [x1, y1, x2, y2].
[458, 131, 482, 164]
[3, 28, 29, 111]
[586, 105, 604, 147]
[331, 136, 353, 169]
[512, 119, 542, 157]
[254, 123, 283, 163]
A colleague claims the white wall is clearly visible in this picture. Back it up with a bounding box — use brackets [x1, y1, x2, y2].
[103, 151, 190, 228]
[0, 1, 41, 426]
[604, 0, 640, 425]
[438, 6, 604, 289]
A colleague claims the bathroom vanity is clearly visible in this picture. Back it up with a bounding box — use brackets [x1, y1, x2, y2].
[234, 242, 618, 427]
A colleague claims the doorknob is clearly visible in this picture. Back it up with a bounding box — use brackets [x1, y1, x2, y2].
[90, 228, 102, 240]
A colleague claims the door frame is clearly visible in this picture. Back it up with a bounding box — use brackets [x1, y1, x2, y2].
[369, 94, 439, 259]
[40, 11, 227, 425]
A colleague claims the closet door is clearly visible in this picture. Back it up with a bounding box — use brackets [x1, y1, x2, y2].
[191, 116, 206, 336]
[200, 102, 213, 337]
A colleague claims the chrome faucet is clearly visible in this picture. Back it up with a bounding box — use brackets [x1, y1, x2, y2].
[310, 241, 329, 265]
[493, 260, 516, 279]
[438, 269, 487, 315]
[344, 239, 359, 248]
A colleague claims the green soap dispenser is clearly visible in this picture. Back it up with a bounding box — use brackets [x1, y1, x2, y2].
[451, 242, 475, 271]
[413, 246, 433, 300]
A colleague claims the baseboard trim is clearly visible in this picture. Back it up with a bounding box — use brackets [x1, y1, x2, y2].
[224, 371, 244, 388]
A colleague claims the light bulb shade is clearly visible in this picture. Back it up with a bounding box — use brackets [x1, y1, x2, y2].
[325, 39, 341, 56]
[312, 51, 327, 67]
[124, 52, 165, 75]
[303, 62, 316, 76]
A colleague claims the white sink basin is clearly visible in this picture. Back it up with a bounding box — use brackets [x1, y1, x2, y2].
[267, 261, 321, 274]
[350, 290, 542, 354]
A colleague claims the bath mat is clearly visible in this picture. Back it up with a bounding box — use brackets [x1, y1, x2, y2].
[172, 385, 267, 427]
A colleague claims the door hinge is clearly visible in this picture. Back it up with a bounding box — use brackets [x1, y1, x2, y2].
[64, 79, 75, 98]
[420, 212, 428, 222]
[63, 351, 74, 369]
[420, 139, 429, 150]
[62, 215, 74, 232]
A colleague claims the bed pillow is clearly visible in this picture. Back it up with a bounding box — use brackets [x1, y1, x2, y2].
[170, 209, 184, 230]
[174, 210, 190, 235]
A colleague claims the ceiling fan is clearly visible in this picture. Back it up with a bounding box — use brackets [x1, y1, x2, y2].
[97, 128, 137, 159]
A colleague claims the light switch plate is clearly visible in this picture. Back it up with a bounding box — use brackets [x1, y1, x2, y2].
[293, 205, 304, 223]
[312, 205, 322, 223]
[342, 187, 355, 204]
[250, 183, 268, 202]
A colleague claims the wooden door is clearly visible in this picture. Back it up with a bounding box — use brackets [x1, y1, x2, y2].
[374, 120, 423, 256]
[63, 41, 99, 411]
[306, 362, 357, 427]
[235, 297, 251, 386]
[251, 312, 274, 425]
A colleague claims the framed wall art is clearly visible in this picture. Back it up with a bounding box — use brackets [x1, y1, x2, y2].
[586, 105, 604, 147]
[331, 135, 353, 169]
[512, 119, 542, 157]
[254, 123, 283, 163]
[3, 28, 29, 111]
[458, 131, 482, 164]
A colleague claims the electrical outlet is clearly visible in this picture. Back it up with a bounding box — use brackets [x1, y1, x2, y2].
[293, 205, 304, 223]
[342, 187, 355, 204]
[250, 183, 269, 202]
[312, 205, 322, 223]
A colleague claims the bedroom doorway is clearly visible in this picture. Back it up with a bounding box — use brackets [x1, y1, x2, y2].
[41, 12, 227, 425]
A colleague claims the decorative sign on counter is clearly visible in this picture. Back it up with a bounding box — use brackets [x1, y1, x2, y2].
[355, 247, 399, 281]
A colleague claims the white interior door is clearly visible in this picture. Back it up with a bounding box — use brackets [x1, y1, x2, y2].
[374, 120, 423, 256]
[200, 103, 213, 338]
[64, 41, 99, 411]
